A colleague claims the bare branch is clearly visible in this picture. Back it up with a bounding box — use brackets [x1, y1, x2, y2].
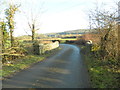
[28, 22, 32, 29]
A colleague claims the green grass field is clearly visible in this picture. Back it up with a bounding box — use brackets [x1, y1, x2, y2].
[19, 38, 77, 41]
[59, 38, 77, 41]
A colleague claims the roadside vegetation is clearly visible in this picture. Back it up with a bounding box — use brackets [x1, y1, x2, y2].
[75, 2, 119, 88]
[80, 45, 119, 88]
[2, 46, 61, 79]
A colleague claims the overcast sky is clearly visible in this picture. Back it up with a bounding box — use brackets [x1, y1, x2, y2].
[1, 0, 119, 36]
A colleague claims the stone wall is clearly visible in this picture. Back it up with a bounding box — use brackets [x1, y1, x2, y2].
[39, 41, 59, 54]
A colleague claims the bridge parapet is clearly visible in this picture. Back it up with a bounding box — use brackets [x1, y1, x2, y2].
[39, 41, 59, 54]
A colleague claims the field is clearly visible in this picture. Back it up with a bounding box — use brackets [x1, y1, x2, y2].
[18, 38, 77, 44]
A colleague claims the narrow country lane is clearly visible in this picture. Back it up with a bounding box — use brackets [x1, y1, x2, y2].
[2, 44, 90, 88]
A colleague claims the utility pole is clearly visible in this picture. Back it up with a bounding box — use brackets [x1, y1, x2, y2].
[118, 1, 120, 38]
[118, 1, 120, 27]
[118, 1, 120, 60]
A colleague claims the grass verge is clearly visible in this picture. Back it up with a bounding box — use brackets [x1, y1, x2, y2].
[2, 47, 61, 80]
[80, 46, 120, 88]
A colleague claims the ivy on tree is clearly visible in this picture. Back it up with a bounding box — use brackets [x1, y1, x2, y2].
[0, 20, 8, 53]
[5, 3, 20, 47]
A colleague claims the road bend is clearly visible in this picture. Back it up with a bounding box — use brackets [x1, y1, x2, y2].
[2, 44, 90, 88]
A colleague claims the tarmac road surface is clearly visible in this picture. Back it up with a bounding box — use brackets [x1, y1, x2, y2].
[2, 44, 90, 88]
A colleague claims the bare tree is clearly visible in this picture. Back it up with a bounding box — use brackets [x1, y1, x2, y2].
[88, 1, 118, 60]
[23, 1, 45, 42]
[27, 13, 41, 42]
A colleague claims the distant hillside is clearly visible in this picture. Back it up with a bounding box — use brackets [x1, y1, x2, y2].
[45, 29, 96, 37]
[15, 29, 97, 39]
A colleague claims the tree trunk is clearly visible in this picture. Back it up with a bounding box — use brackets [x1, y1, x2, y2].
[32, 30, 35, 42]
[32, 24, 35, 42]
[10, 29, 14, 47]
[0, 28, 3, 53]
[2, 29, 5, 53]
